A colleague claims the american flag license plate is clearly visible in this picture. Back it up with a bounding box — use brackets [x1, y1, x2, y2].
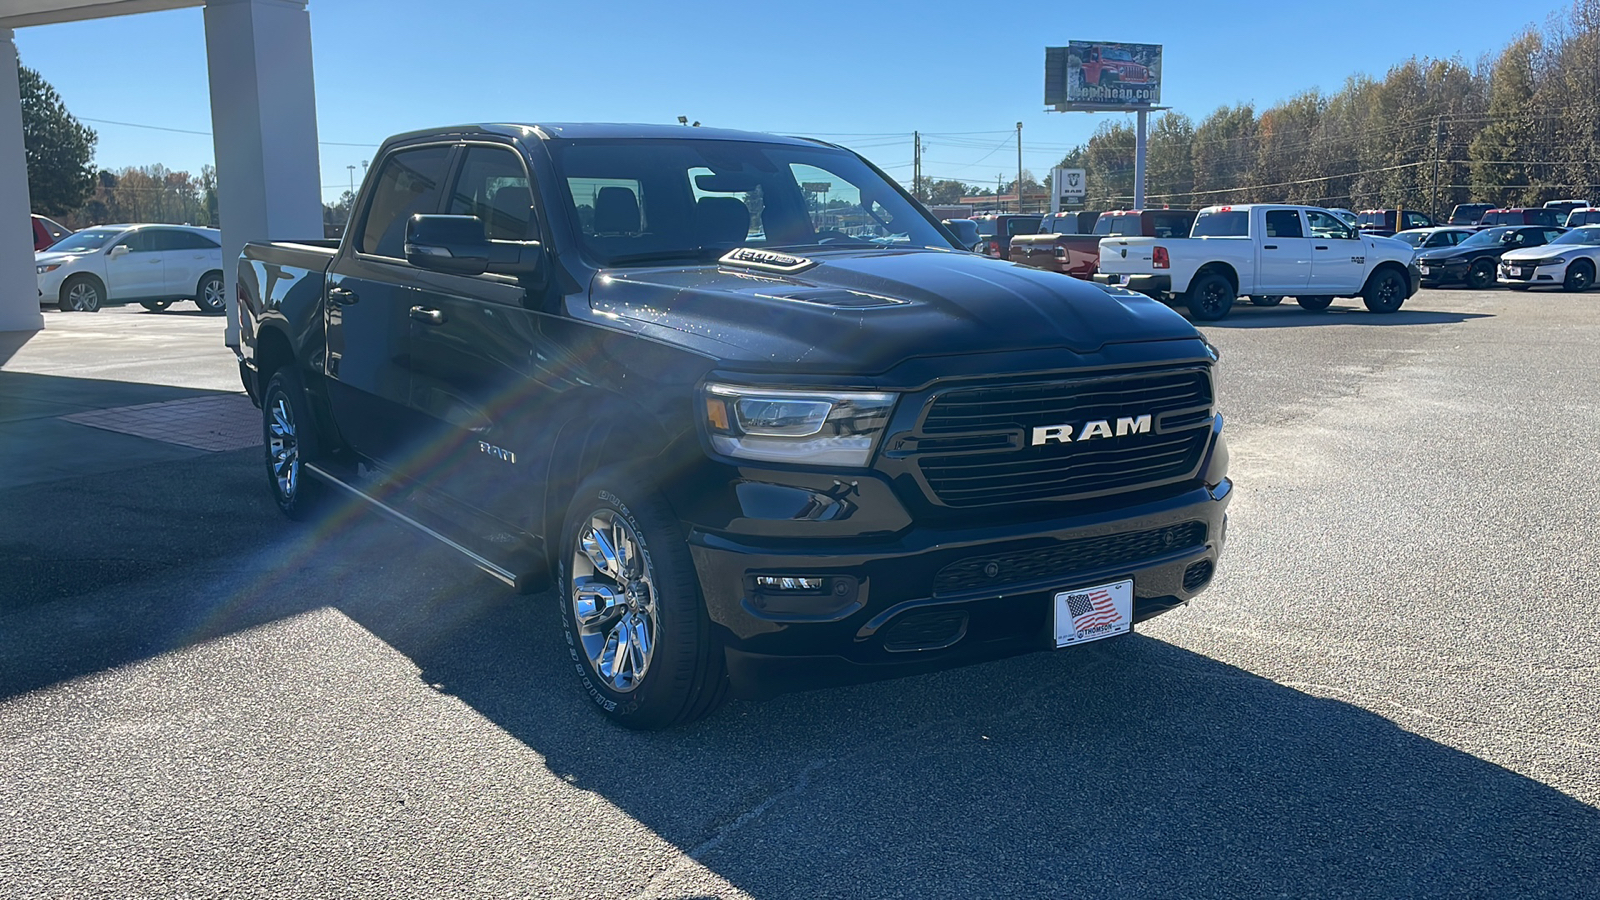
[1054, 579, 1134, 648]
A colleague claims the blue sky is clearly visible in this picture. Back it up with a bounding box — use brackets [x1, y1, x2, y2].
[13, 0, 1574, 203]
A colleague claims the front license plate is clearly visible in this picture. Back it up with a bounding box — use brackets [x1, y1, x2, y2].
[1054, 579, 1134, 648]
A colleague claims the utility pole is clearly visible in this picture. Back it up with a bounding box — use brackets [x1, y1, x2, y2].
[998, 173, 1004, 211]
[1016, 122, 1024, 214]
[346, 164, 356, 200]
[1432, 116, 1442, 222]
[913, 131, 922, 201]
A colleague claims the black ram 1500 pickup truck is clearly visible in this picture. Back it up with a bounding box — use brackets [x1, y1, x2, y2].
[237, 123, 1232, 729]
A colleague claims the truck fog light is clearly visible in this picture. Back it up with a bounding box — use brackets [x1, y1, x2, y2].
[755, 575, 822, 591]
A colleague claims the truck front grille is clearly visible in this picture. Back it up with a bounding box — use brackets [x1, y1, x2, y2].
[932, 521, 1206, 596]
[915, 367, 1213, 507]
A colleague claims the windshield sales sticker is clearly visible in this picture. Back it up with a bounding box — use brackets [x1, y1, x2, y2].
[1054, 579, 1134, 648]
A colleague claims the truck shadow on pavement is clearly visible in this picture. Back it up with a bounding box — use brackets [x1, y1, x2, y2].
[1196, 306, 1493, 329]
[2, 450, 1596, 897]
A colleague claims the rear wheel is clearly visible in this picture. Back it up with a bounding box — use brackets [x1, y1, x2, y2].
[1296, 296, 1334, 312]
[1363, 267, 1409, 313]
[1186, 272, 1235, 321]
[1466, 258, 1496, 290]
[1562, 260, 1594, 292]
[1249, 295, 1283, 306]
[558, 466, 728, 729]
[262, 368, 324, 520]
[140, 300, 172, 312]
[194, 271, 226, 314]
[58, 275, 102, 312]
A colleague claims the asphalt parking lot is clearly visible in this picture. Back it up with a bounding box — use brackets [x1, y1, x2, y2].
[2, 291, 1598, 899]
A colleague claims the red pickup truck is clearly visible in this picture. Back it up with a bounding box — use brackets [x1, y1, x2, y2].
[1011, 209, 1197, 280]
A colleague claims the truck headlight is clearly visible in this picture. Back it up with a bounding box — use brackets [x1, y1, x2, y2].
[702, 383, 897, 467]
[36, 264, 60, 274]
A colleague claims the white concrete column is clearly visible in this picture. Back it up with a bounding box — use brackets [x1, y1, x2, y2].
[0, 29, 44, 334]
[204, 0, 322, 349]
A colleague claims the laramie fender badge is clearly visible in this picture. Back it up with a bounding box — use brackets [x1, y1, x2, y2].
[718, 247, 818, 274]
[1031, 414, 1152, 446]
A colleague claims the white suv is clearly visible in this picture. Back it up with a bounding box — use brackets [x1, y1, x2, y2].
[36, 224, 225, 313]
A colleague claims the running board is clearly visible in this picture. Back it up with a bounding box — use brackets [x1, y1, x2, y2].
[304, 462, 520, 589]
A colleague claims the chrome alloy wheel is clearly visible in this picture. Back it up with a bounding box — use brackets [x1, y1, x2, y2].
[268, 393, 299, 499]
[67, 281, 99, 311]
[571, 510, 658, 693]
[202, 278, 225, 309]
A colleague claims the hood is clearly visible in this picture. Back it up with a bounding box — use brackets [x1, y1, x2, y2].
[589, 248, 1200, 374]
[1500, 245, 1570, 262]
[1417, 245, 1488, 263]
[33, 251, 81, 266]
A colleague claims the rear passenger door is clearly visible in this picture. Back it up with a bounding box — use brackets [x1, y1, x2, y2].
[156, 229, 221, 298]
[324, 142, 454, 464]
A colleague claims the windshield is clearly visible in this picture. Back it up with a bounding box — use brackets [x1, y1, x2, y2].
[1191, 210, 1249, 237]
[1356, 212, 1389, 228]
[1394, 231, 1428, 248]
[46, 228, 120, 253]
[1457, 227, 1514, 248]
[549, 138, 954, 265]
[1550, 226, 1600, 246]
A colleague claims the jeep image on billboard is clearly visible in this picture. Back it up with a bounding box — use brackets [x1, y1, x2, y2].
[1045, 41, 1163, 109]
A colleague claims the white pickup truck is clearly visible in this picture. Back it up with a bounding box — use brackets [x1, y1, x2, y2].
[1093, 204, 1420, 320]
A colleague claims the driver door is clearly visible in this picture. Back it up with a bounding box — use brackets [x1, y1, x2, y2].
[1307, 209, 1366, 294]
[104, 230, 167, 300]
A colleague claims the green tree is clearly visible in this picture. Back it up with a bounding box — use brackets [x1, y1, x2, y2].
[925, 179, 969, 205]
[1145, 112, 1195, 206]
[19, 63, 97, 216]
[1470, 32, 1543, 205]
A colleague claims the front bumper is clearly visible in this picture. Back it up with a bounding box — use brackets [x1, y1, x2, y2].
[1498, 259, 1565, 287]
[1417, 260, 1468, 286]
[1094, 273, 1171, 297]
[690, 477, 1232, 698]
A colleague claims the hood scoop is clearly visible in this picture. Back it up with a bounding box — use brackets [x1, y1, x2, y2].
[755, 288, 909, 309]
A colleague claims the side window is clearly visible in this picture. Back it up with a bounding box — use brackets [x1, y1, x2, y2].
[1305, 210, 1352, 239]
[168, 230, 220, 249]
[447, 145, 537, 241]
[1544, 229, 1566, 244]
[115, 231, 154, 252]
[1403, 212, 1427, 229]
[358, 145, 453, 258]
[143, 229, 187, 251]
[1264, 210, 1303, 238]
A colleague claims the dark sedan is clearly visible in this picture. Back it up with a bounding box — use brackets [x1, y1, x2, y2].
[1415, 225, 1566, 289]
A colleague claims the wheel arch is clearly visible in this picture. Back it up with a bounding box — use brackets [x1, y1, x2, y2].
[1361, 260, 1411, 295]
[1192, 262, 1239, 294]
[59, 271, 106, 303]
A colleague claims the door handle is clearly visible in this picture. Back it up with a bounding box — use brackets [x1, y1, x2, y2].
[410, 305, 446, 325]
[328, 286, 358, 305]
[1315, 245, 1329, 250]
[1263, 245, 1278, 250]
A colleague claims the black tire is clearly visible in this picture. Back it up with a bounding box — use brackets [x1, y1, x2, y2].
[58, 274, 103, 312]
[1562, 260, 1594, 293]
[194, 271, 227, 314]
[1466, 257, 1496, 290]
[262, 368, 324, 520]
[1507, 284, 1531, 292]
[1249, 295, 1284, 307]
[1186, 272, 1235, 321]
[1296, 295, 1334, 312]
[140, 300, 172, 312]
[558, 466, 728, 730]
[1363, 267, 1409, 313]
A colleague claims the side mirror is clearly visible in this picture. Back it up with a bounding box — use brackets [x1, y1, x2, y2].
[405, 215, 491, 275]
[108, 244, 130, 258]
[405, 214, 547, 285]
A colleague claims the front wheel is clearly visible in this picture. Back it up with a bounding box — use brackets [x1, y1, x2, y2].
[1185, 272, 1235, 321]
[1296, 295, 1334, 312]
[559, 466, 728, 729]
[1466, 258, 1496, 290]
[1562, 260, 1594, 292]
[58, 275, 102, 312]
[1249, 295, 1284, 307]
[1363, 268, 1409, 313]
[194, 272, 227, 314]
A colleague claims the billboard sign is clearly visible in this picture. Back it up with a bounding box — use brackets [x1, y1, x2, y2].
[1045, 41, 1163, 109]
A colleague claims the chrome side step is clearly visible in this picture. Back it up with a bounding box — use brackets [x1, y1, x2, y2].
[304, 462, 519, 588]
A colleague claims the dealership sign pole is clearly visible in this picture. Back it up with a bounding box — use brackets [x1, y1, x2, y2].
[1045, 41, 1165, 210]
